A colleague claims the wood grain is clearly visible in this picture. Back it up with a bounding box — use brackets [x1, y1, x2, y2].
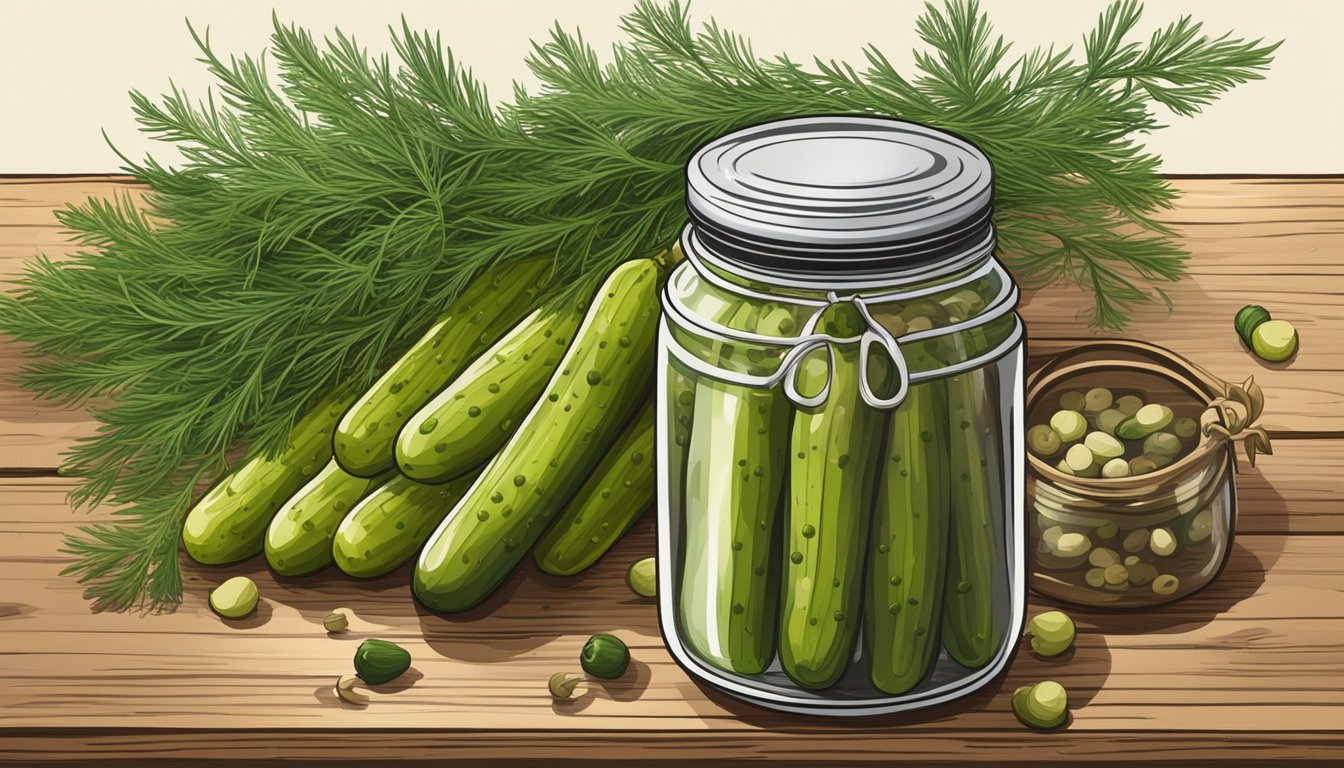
[1018, 179, 1344, 435]
[2, 732, 1341, 767]
[1, 177, 1342, 764]
[1, 482, 1341, 746]
[1, 178, 1343, 470]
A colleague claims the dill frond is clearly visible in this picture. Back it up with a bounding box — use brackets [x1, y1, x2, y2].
[0, 0, 1277, 610]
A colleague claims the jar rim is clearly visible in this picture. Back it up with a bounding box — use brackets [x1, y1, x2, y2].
[683, 223, 998, 294]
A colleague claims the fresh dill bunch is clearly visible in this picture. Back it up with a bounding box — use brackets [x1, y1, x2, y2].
[0, 0, 1277, 611]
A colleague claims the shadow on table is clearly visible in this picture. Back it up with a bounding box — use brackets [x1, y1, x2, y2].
[178, 515, 660, 654]
[413, 568, 555, 662]
[1070, 454, 1287, 639]
[550, 659, 655, 715]
[1076, 540, 1267, 638]
[310, 666, 426, 709]
[1231, 453, 1291, 571]
[690, 631, 1113, 731]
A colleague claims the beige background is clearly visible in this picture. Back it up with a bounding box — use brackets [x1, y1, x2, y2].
[0, 0, 1338, 174]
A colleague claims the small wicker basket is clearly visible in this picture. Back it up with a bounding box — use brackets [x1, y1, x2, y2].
[1025, 340, 1270, 608]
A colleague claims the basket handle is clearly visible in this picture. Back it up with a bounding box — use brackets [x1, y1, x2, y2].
[1030, 338, 1272, 465]
[1028, 338, 1225, 395]
[1203, 377, 1273, 466]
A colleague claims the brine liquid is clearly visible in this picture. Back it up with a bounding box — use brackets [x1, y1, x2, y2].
[657, 327, 1025, 713]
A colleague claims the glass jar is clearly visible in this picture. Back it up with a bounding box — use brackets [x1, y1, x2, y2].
[655, 116, 1026, 716]
[1025, 341, 1265, 608]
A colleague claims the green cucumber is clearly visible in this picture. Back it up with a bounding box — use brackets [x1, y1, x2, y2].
[779, 305, 888, 689]
[865, 377, 951, 694]
[533, 399, 655, 576]
[334, 258, 550, 477]
[942, 361, 1006, 668]
[413, 260, 661, 612]
[397, 300, 586, 483]
[182, 389, 353, 565]
[264, 459, 390, 576]
[331, 472, 477, 578]
[676, 302, 790, 675]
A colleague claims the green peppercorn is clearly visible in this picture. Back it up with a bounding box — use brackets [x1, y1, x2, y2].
[209, 576, 258, 620]
[626, 557, 656, 598]
[1235, 305, 1298, 361]
[1050, 410, 1087, 442]
[580, 634, 630, 679]
[1026, 610, 1076, 657]
[1012, 681, 1069, 729]
[1115, 394, 1144, 416]
[354, 638, 412, 685]
[1027, 424, 1063, 457]
[1082, 387, 1113, 413]
[1252, 320, 1298, 362]
[1234, 304, 1271, 346]
[1058, 391, 1087, 412]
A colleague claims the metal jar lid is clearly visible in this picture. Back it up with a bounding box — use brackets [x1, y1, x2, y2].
[686, 115, 994, 277]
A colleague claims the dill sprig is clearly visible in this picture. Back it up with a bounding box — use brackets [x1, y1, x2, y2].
[0, 0, 1277, 611]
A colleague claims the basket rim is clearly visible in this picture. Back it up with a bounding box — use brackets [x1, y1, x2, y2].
[1025, 339, 1233, 497]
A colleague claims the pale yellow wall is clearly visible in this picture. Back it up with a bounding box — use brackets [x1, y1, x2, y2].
[1, 0, 1337, 173]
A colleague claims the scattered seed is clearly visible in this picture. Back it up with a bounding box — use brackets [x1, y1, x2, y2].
[548, 671, 585, 701]
[323, 611, 349, 633]
[335, 675, 369, 705]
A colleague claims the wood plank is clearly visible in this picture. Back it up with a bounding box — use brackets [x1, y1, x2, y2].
[0, 486, 1341, 759]
[0, 179, 143, 470]
[1019, 292, 1344, 438]
[1025, 336, 1343, 440]
[0, 177, 143, 263]
[0, 421, 1336, 536]
[1232, 441, 1344, 534]
[0, 178, 1342, 468]
[1, 177, 1342, 763]
[1018, 179, 1344, 435]
[1, 732, 1342, 767]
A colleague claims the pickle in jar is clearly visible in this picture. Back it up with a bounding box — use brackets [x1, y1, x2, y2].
[942, 341, 1007, 669]
[865, 365, 950, 694]
[780, 303, 887, 689]
[678, 302, 790, 676]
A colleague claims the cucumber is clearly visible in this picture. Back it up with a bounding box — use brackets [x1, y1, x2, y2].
[334, 258, 550, 477]
[332, 472, 477, 579]
[942, 361, 1006, 668]
[864, 377, 951, 694]
[413, 260, 661, 612]
[264, 459, 390, 576]
[676, 302, 790, 675]
[779, 305, 888, 690]
[182, 389, 353, 565]
[533, 399, 654, 576]
[396, 299, 586, 483]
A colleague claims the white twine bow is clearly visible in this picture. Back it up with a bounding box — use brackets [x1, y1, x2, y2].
[779, 292, 909, 410]
[661, 225, 1023, 410]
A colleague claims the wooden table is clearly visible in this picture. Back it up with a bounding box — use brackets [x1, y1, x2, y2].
[1, 177, 1341, 765]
